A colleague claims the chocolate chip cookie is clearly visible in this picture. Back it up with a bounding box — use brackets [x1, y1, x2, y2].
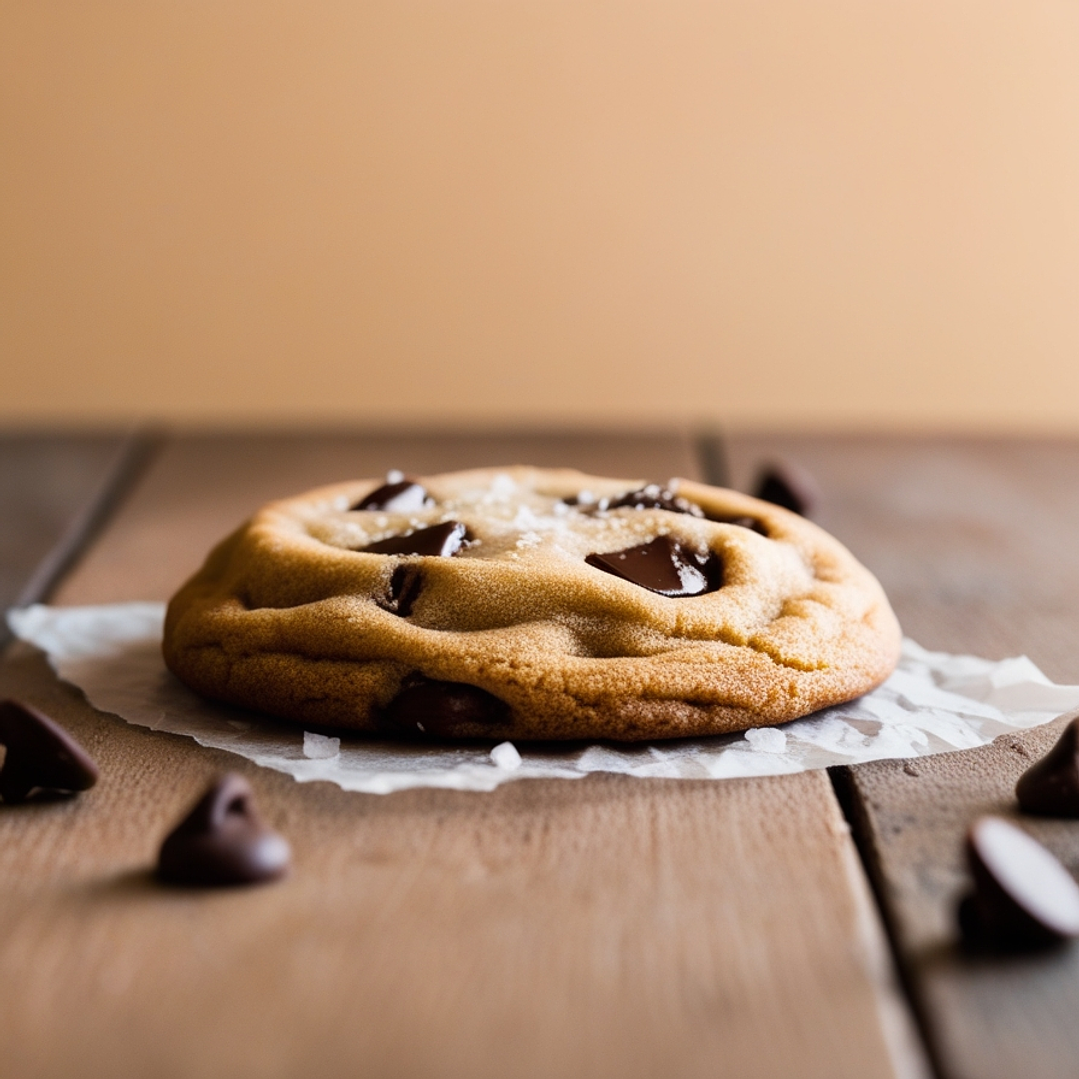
[162, 467, 901, 740]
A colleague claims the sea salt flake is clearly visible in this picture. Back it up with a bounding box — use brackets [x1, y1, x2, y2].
[303, 731, 341, 759]
[744, 727, 788, 753]
[490, 742, 522, 770]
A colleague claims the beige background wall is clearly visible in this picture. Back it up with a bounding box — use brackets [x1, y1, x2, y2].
[3, 1, 1079, 432]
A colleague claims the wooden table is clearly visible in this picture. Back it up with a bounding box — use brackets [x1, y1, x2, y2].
[3, 428, 1079, 1079]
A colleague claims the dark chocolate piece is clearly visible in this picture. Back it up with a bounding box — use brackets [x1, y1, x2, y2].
[362, 521, 467, 557]
[0, 699, 99, 804]
[1016, 718, 1079, 816]
[157, 773, 291, 887]
[607, 485, 704, 517]
[957, 816, 1079, 950]
[383, 679, 507, 736]
[352, 479, 430, 513]
[752, 461, 819, 517]
[585, 535, 721, 597]
[709, 514, 769, 536]
[378, 564, 424, 617]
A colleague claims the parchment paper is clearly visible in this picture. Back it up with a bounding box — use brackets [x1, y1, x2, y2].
[10, 603, 1079, 794]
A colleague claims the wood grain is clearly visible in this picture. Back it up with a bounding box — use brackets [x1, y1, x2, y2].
[4, 430, 914, 1079]
[727, 433, 1079, 1079]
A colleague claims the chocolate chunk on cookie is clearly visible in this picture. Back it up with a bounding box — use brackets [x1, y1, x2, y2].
[606, 485, 704, 516]
[708, 514, 769, 536]
[164, 467, 900, 740]
[362, 521, 467, 557]
[379, 565, 424, 617]
[383, 679, 508, 736]
[353, 478, 431, 513]
[586, 535, 721, 597]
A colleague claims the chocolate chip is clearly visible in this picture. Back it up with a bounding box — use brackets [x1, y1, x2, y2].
[0, 699, 99, 804]
[957, 816, 1079, 950]
[362, 521, 467, 557]
[1016, 718, 1079, 816]
[157, 773, 291, 887]
[585, 535, 722, 597]
[352, 479, 430, 513]
[607, 485, 704, 517]
[752, 461, 818, 516]
[383, 679, 508, 736]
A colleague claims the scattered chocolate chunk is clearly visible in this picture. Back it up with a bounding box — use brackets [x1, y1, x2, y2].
[1016, 718, 1079, 816]
[383, 679, 508, 736]
[157, 773, 291, 887]
[957, 816, 1079, 950]
[0, 699, 99, 804]
[607, 485, 704, 517]
[362, 521, 468, 557]
[752, 461, 819, 517]
[352, 479, 431, 513]
[585, 535, 722, 597]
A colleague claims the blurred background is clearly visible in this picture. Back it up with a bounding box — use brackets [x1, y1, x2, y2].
[3, 0, 1079, 433]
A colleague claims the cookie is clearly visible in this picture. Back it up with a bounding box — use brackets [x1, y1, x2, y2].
[163, 467, 901, 741]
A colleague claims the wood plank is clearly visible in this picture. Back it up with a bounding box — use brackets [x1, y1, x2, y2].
[726, 433, 1079, 1079]
[3, 430, 915, 1079]
[0, 432, 146, 650]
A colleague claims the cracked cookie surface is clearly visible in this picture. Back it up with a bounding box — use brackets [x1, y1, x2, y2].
[162, 467, 901, 740]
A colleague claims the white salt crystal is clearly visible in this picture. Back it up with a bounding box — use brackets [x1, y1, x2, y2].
[744, 727, 787, 753]
[490, 741, 522, 770]
[303, 731, 341, 759]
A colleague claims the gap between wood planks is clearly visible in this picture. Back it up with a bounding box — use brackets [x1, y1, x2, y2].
[8, 431, 162, 608]
[0, 430, 161, 654]
[830, 765, 946, 1079]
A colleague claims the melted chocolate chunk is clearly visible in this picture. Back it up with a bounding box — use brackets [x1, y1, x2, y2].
[585, 535, 722, 597]
[957, 816, 1079, 950]
[607, 485, 704, 517]
[383, 679, 508, 737]
[1016, 718, 1079, 816]
[157, 773, 291, 887]
[752, 461, 818, 517]
[0, 699, 99, 804]
[362, 521, 467, 557]
[352, 479, 430, 513]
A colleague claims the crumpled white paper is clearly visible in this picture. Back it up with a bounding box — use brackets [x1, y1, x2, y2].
[9, 603, 1079, 795]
